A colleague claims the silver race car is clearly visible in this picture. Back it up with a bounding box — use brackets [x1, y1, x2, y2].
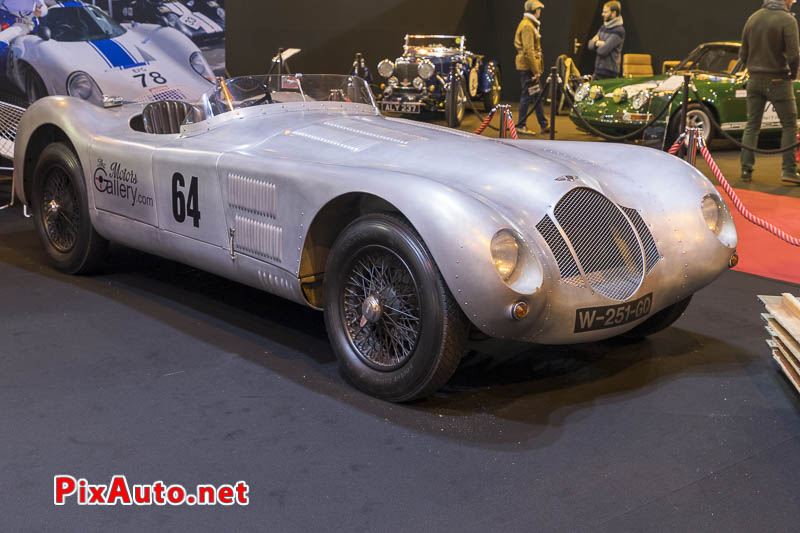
[5, 2, 215, 105]
[11, 74, 738, 401]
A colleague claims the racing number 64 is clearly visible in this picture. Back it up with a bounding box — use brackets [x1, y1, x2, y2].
[172, 172, 201, 228]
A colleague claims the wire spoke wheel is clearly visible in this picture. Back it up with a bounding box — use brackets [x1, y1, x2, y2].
[41, 166, 79, 253]
[343, 246, 422, 371]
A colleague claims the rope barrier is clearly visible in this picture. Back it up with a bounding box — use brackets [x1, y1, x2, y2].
[690, 88, 800, 154]
[667, 134, 685, 155]
[696, 139, 800, 247]
[473, 106, 498, 135]
[505, 110, 519, 140]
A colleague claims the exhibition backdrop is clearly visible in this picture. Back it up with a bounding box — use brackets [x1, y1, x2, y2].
[227, 0, 767, 101]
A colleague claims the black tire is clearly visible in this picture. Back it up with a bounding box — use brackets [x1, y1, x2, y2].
[31, 143, 108, 274]
[666, 103, 714, 147]
[445, 77, 466, 128]
[25, 66, 48, 105]
[483, 68, 502, 112]
[622, 296, 692, 340]
[323, 214, 469, 402]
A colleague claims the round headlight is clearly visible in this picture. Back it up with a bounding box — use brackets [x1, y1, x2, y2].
[589, 85, 604, 100]
[67, 71, 101, 105]
[612, 87, 628, 104]
[377, 59, 394, 78]
[190, 51, 213, 82]
[413, 77, 425, 90]
[418, 59, 435, 80]
[575, 83, 590, 103]
[491, 229, 520, 282]
[631, 90, 650, 110]
[701, 194, 725, 235]
[388, 76, 399, 87]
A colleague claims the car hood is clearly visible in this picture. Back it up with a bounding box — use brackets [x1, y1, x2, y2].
[214, 108, 718, 234]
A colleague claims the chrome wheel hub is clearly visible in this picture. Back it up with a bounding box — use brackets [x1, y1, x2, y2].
[360, 294, 383, 327]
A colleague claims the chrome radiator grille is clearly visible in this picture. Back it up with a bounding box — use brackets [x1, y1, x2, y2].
[395, 61, 419, 82]
[538, 188, 651, 301]
[621, 206, 660, 274]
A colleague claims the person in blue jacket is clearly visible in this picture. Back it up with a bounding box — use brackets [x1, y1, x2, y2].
[588, 1, 625, 80]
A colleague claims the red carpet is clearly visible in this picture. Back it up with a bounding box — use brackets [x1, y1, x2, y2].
[716, 186, 800, 284]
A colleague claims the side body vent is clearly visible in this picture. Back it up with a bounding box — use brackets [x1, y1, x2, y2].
[228, 173, 277, 219]
[234, 215, 283, 263]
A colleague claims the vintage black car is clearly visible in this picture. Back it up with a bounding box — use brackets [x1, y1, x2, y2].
[376, 35, 501, 127]
[112, 0, 224, 44]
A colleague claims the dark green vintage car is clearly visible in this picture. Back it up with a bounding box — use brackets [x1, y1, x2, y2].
[569, 42, 800, 145]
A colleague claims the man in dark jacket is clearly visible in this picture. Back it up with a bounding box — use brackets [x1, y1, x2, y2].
[588, 1, 625, 79]
[740, 0, 800, 183]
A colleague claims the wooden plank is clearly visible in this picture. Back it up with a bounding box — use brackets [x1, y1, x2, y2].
[763, 314, 800, 362]
[782, 293, 800, 320]
[772, 349, 800, 394]
[772, 335, 800, 377]
[759, 295, 800, 341]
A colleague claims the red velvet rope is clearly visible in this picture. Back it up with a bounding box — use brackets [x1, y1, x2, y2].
[699, 145, 800, 247]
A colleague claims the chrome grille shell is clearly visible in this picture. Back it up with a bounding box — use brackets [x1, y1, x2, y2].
[539, 187, 655, 302]
[395, 60, 419, 83]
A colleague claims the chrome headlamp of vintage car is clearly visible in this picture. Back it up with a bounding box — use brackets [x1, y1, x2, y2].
[589, 85, 604, 101]
[377, 59, 395, 78]
[67, 71, 103, 106]
[631, 90, 651, 110]
[413, 77, 425, 91]
[417, 59, 435, 80]
[491, 229, 519, 282]
[387, 76, 399, 88]
[190, 52, 214, 83]
[612, 87, 628, 104]
[701, 193, 736, 247]
[575, 83, 590, 103]
[490, 229, 544, 294]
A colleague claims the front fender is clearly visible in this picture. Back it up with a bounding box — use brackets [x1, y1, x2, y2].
[297, 168, 553, 339]
[480, 60, 500, 94]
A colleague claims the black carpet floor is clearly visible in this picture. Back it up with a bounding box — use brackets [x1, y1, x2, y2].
[1, 197, 799, 532]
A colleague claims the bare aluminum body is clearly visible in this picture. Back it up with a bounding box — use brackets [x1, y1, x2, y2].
[12, 95, 736, 344]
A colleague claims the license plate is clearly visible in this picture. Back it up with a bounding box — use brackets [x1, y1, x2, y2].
[574, 293, 653, 333]
[380, 102, 421, 114]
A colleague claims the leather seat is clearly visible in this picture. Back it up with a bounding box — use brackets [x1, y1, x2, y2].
[142, 100, 198, 134]
[623, 54, 654, 78]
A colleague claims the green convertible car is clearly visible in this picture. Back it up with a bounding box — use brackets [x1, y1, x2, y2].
[570, 42, 800, 145]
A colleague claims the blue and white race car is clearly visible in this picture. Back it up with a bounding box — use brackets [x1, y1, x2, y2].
[2, 2, 215, 105]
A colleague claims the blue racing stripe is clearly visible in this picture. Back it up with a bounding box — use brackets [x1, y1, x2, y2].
[89, 39, 145, 69]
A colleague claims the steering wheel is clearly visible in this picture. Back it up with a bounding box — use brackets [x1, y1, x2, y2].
[52, 23, 74, 38]
[249, 82, 274, 106]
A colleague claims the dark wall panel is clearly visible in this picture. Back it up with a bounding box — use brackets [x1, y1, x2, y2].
[228, 0, 780, 101]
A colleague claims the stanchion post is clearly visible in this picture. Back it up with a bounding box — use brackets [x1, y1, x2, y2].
[549, 66, 558, 141]
[680, 74, 690, 136]
[686, 127, 698, 166]
[498, 104, 509, 138]
[278, 47, 284, 75]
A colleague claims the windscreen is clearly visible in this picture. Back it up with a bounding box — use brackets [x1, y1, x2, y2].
[405, 35, 465, 56]
[676, 46, 741, 75]
[41, 6, 126, 42]
[202, 74, 376, 118]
